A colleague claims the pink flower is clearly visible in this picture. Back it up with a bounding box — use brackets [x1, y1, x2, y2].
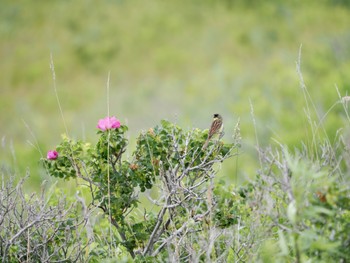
[97, 116, 121, 131]
[47, 150, 59, 160]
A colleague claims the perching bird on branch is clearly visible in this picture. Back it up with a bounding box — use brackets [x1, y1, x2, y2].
[202, 113, 224, 150]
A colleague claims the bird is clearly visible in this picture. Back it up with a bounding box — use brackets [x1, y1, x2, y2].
[202, 113, 224, 150]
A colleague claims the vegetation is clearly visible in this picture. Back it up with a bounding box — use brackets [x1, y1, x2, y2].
[1, 0, 350, 262]
[1, 102, 350, 261]
[1, 0, 350, 182]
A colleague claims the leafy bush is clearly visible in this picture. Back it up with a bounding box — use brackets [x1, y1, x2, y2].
[40, 118, 240, 261]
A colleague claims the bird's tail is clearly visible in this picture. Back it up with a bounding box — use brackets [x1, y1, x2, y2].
[202, 138, 210, 150]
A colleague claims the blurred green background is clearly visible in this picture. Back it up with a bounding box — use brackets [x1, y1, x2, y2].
[1, 0, 350, 190]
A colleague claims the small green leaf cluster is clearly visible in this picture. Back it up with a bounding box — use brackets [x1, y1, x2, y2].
[213, 181, 247, 228]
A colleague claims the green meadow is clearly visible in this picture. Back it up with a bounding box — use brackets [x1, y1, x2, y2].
[2, 0, 349, 187]
[1, 1, 350, 261]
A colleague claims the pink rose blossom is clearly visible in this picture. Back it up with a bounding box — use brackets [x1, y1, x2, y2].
[47, 150, 58, 160]
[97, 116, 121, 131]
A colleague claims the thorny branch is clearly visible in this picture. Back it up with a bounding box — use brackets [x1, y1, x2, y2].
[0, 175, 90, 262]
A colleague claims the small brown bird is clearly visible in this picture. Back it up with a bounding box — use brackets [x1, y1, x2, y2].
[202, 113, 224, 149]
